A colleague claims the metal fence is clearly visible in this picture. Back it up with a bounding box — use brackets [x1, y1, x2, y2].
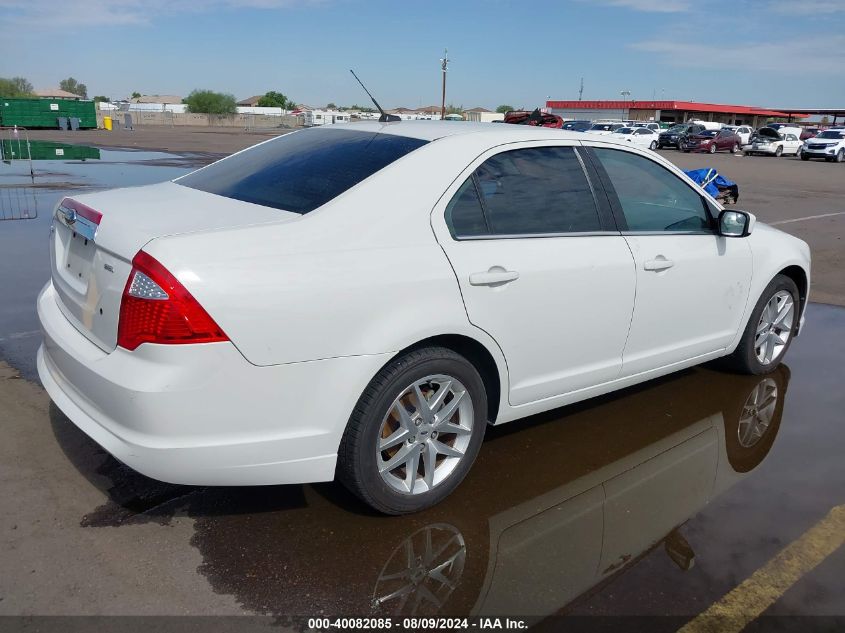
[0, 127, 38, 221]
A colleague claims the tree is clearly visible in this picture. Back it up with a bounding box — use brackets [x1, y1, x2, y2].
[59, 77, 88, 99]
[93, 95, 110, 103]
[0, 76, 34, 97]
[183, 89, 237, 115]
[326, 102, 337, 110]
[257, 91, 294, 109]
[131, 91, 142, 99]
[496, 104, 514, 114]
[445, 103, 464, 115]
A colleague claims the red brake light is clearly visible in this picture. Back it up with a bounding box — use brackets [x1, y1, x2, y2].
[58, 197, 103, 225]
[117, 251, 228, 351]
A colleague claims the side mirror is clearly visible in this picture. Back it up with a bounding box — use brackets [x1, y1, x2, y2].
[719, 210, 754, 237]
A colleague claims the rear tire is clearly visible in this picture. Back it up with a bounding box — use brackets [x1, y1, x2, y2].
[724, 275, 799, 375]
[732, 143, 739, 153]
[337, 347, 488, 515]
[709, 144, 717, 154]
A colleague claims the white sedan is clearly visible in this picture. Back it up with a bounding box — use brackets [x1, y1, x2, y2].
[611, 126, 660, 150]
[38, 122, 811, 514]
[744, 128, 802, 157]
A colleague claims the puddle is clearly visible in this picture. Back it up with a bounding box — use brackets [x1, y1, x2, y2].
[48, 304, 845, 618]
[0, 140, 201, 377]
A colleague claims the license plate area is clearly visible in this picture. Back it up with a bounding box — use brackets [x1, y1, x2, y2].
[54, 219, 97, 294]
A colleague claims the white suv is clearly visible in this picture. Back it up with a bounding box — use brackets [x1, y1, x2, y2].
[800, 129, 845, 162]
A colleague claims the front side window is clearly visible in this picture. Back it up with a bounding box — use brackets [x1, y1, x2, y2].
[445, 146, 601, 238]
[593, 148, 711, 233]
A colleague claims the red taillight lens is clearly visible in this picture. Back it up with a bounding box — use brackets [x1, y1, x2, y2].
[117, 251, 228, 351]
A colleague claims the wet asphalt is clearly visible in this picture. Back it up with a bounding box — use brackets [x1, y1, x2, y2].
[0, 141, 843, 626]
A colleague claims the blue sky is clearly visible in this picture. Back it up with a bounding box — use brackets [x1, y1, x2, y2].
[1, 0, 843, 109]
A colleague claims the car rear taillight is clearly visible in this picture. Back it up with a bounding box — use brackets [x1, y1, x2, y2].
[117, 251, 228, 351]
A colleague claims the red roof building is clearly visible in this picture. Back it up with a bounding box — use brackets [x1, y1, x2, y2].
[546, 99, 808, 125]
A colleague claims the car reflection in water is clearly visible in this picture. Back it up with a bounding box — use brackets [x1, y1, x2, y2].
[185, 365, 789, 619]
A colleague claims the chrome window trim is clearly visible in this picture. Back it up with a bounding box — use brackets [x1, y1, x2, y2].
[453, 231, 622, 242]
[619, 230, 715, 236]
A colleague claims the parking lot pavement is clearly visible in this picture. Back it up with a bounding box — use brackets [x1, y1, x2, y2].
[1, 304, 844, 622]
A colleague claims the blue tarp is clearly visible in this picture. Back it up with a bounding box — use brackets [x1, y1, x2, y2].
[684, 168, 738, 200]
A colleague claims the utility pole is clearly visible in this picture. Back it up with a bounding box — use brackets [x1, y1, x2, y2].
[578, 77, 584, 101]
[440, 49, 449, 120]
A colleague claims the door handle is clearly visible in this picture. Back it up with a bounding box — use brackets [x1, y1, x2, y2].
[644, 257, 674, 272]
[469, 268, 519, 286]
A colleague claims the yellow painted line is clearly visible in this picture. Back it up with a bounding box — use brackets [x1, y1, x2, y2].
[678, 504, 845, 633]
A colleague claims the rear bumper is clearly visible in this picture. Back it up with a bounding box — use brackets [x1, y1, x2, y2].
[37, 281, 391, 486]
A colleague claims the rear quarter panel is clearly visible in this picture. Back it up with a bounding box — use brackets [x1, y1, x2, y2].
[144, 136, 508, 369]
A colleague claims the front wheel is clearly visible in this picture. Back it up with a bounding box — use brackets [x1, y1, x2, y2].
[775, 145, 783, 157]
[337, 347, 488, 514]
[732, 143, 739, 153]
[836, 149, 845, 163]
[649, 141, 657, 150]
[724, 275, 799, 375]
[800, 151, 810, 161]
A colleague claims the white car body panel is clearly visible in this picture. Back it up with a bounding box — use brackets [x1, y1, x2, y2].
[37, 121, 811, 487]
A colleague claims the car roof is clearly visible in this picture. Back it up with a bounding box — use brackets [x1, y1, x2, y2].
[316, 120, 588, 143]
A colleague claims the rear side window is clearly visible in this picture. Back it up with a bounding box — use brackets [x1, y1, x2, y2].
[177, 128, 428, 214]
[445, 146, 600, 238]
[446, 178, 489, 237]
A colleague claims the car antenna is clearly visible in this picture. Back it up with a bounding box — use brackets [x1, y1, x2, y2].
[350, 70, 400, 123]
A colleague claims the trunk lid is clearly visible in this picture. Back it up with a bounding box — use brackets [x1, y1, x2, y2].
[50, 181, 296, 352]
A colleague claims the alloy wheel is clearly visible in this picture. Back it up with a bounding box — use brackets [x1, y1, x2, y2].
[377, 375, 474, 495]
[738, 378, 778, 448]
[754, 290, 794, 365]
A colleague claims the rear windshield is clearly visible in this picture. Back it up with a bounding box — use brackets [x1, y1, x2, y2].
[177, 128, 428, 214]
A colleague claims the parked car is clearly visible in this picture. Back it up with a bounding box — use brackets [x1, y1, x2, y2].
[584, 122, 625, 135]
[744, 128, 802, 157]
[611, 126, 660, 150]
[799, 129, 845, 162]
[38, 122, 810, 514]
[503, 109, 563, 128]
[724, 125, 754, 145]
[799, 127, 820, 141]
[689, 120, 724, 131]
[658, 123, 705, 149]
[631, 122, 662, 133]
[561, 120, 592, 132]
[681, 128, 741, 153]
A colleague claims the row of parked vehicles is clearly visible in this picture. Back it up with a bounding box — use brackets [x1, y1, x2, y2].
[657, 122, 845, 162]
[502, 110, 845, 163]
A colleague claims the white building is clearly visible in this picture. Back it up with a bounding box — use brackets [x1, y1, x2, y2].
[302, 110, 353, 126]
[463, 107, 504, 123]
